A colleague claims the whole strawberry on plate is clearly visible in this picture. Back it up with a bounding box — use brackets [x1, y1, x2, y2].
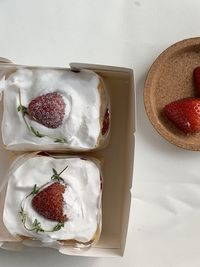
[164, 98, 200, 134]
[193, 66, 200, 97]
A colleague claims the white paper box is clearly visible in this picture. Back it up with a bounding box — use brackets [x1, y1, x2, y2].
[0, 60, 135, 257]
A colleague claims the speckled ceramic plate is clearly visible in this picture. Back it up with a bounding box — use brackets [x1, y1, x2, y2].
[144, 37, 200, 151]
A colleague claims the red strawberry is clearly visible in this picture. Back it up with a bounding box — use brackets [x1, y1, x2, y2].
[32, 182, 67, 222]
[28, 92, 65, 129]
[101, 108, 110, 135]
[164, 98, 200, 134]
[193, 67, 200, 96]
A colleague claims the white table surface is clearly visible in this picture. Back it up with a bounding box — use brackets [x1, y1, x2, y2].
[1, 0, 200, 266]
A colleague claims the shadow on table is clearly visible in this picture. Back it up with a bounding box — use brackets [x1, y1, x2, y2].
[0, 247, 98, 267]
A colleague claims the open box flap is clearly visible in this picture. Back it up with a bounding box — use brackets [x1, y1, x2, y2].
[70, 62, 133, 73]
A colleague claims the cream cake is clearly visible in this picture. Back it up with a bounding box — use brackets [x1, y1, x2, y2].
[3, 154, 102, 247]
[1, 67, 110, 151]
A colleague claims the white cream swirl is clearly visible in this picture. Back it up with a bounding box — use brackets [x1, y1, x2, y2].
[3, 156, 101, 243]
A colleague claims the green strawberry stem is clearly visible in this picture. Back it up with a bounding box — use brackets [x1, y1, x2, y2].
[18, 90, 31, 133]
[51, 166, 68, 182]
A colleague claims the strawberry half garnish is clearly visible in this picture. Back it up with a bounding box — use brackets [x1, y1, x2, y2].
[164, 98, 200, 134]
[101, 108, 110, 135]
[32, 182, 67, 222]
[193, 66, 200, 96]
[28, 92, 65, 129]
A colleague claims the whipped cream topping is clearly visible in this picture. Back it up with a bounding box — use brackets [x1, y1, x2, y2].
[3, 156, 101, 243]
[2, 67, 103, 150]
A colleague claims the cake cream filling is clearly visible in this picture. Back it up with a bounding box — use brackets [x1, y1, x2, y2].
[2, 67, 102, 149]
[3, 156, 101, 243]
